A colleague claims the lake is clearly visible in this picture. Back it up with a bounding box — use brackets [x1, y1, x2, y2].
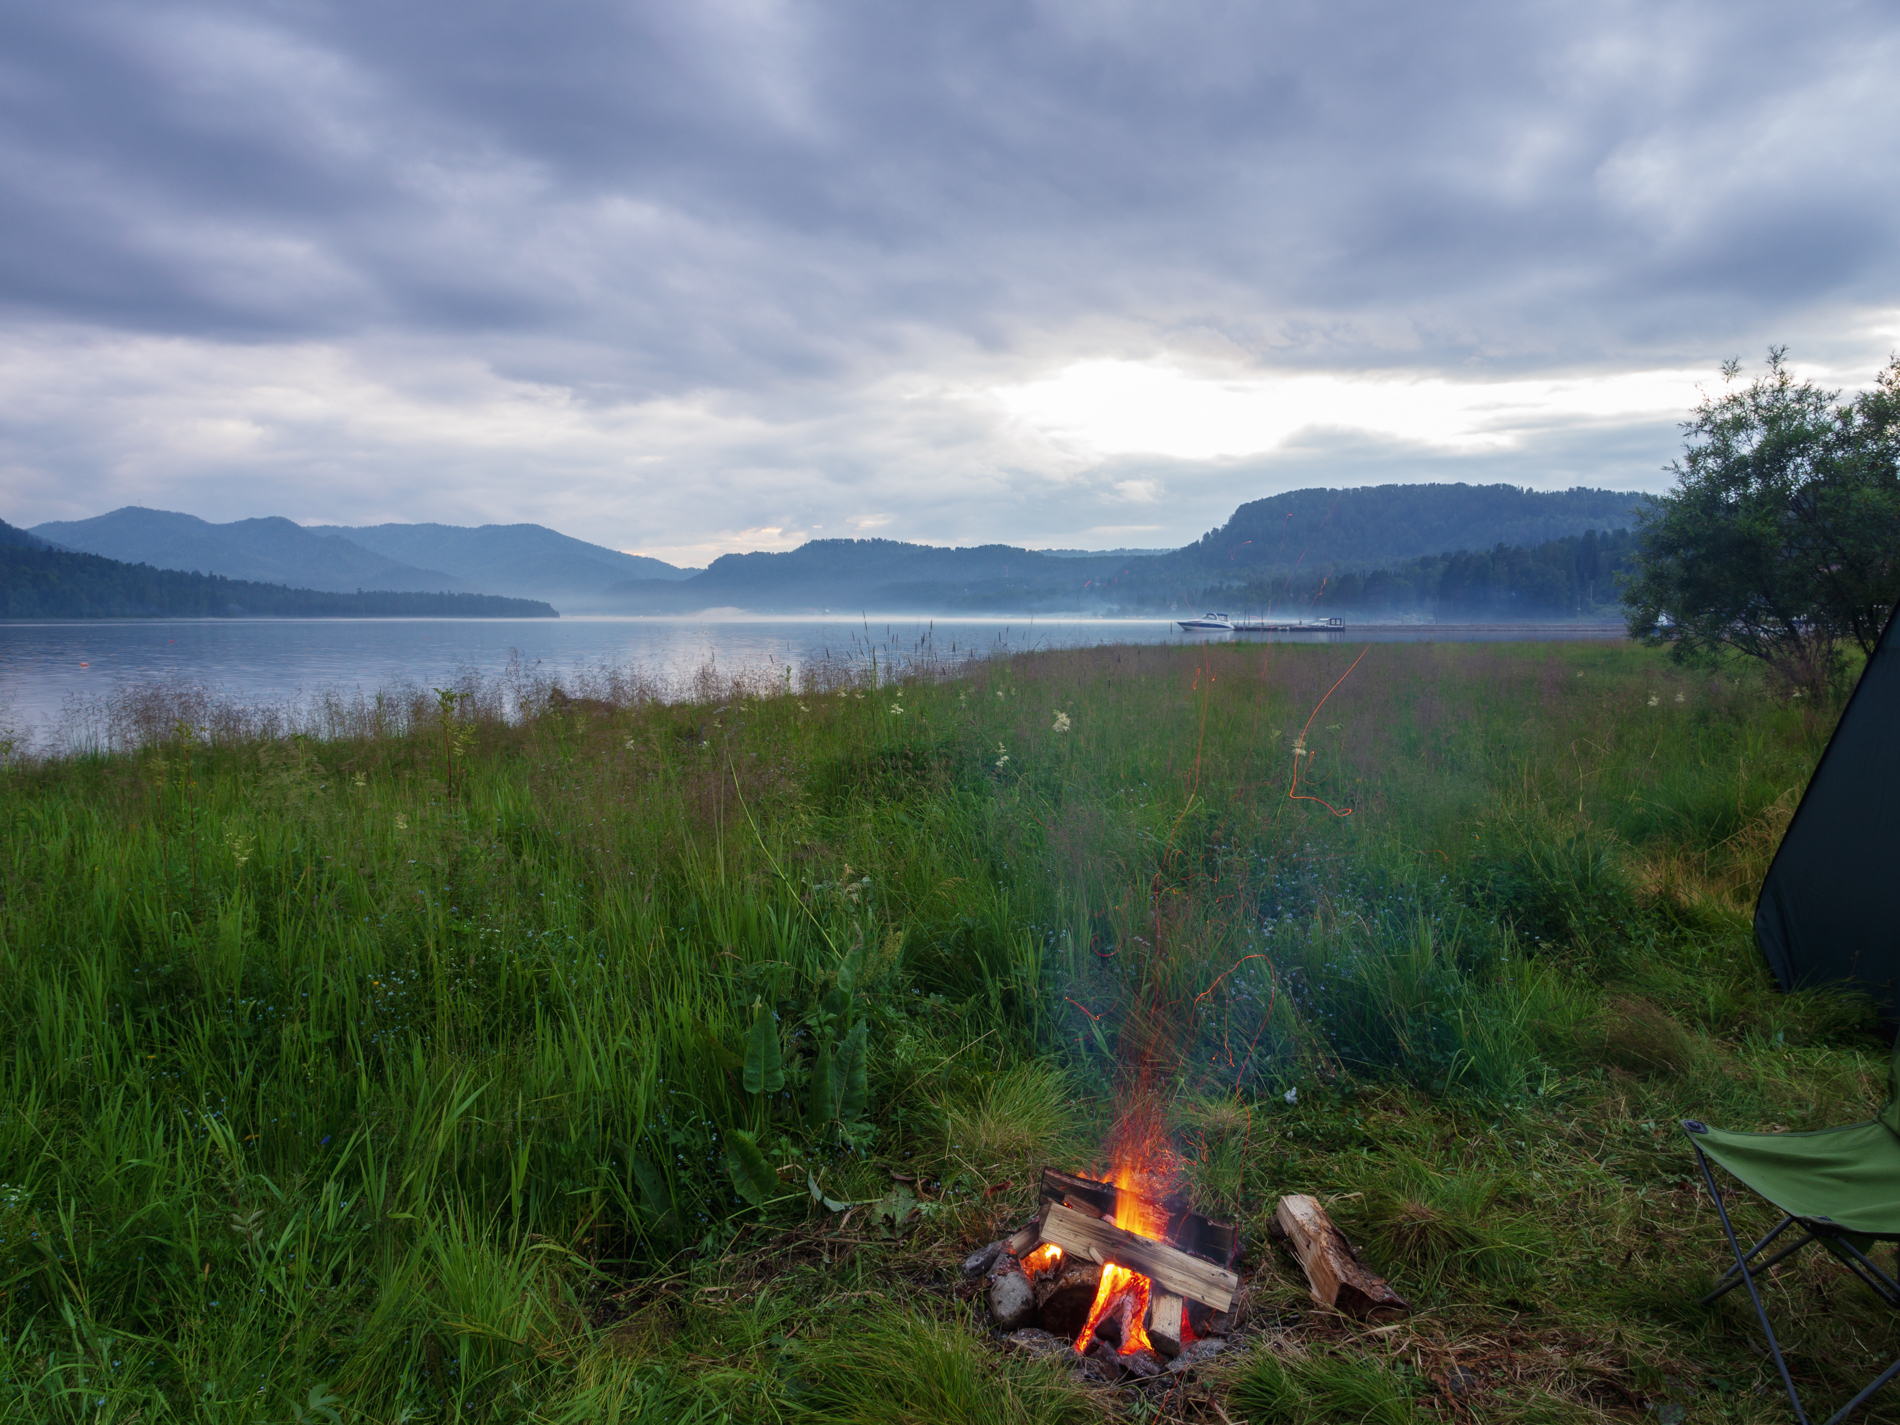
[0, 615, 1625, 751]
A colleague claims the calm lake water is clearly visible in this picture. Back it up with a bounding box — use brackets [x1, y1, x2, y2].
[0, 615, 1624, 748]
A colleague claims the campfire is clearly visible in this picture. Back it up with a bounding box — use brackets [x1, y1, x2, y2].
[968, 1167, 1242, 1375]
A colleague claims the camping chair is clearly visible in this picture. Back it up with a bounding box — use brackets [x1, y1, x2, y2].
[1684, 1040, 1900, 1425]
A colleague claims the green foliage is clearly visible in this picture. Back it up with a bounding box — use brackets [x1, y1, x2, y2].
[1625, 348, 1900, 691]
[744, 1002, 785, 1096]
[724, 1129, 777, 1207]
[0, 636, 1883, 1419]
[835, 1019, 869, 1124]
[787, 1312, 1096, 1424]
[1233, 1348, 1424, 1424]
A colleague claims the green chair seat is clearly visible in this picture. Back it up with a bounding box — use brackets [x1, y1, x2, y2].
[1684, 1040, 1900, 1425]
[1687, 1118, 1900, 1238]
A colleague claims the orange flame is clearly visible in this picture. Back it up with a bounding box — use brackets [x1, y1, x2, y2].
[1073, 1137, 1174, 1355]
[1075, 1261, 1153, 1355]
[1021, 1242, 1064, 1277]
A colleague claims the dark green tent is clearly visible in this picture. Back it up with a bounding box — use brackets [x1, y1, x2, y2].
[1755, 601, 1900, 1017]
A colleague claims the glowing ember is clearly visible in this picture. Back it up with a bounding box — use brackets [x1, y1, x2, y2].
[1021, 1242, 1064, 1277]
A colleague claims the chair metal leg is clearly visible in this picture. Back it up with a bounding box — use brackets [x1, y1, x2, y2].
[1700, 1215, 1817, 1305]
[1827, 1236, 1900, 1310]
[1822, 1354, 1900, 1425]
[1694, 1142, 1810, 1425]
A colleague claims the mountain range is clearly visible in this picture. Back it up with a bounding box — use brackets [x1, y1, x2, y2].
[304, 522, 695, 603]
[31, 509, 694, 608]
[0, 519, 555, 619]
[603, 483, 1649, 614]
[20, 483, 1651, 617]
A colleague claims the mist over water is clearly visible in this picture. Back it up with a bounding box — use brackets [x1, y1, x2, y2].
[0, 614, 1625, 746]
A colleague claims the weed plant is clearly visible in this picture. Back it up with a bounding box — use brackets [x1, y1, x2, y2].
[0, 638, 1887, 1422]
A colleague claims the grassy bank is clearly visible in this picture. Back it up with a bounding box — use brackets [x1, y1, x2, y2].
[0, 639, 1885, 1423]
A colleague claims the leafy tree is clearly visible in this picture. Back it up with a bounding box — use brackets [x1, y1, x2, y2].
[1623, 350, 1900, 693]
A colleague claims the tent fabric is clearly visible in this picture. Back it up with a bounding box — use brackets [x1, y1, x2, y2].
[1754, 600, 1900, 1018]
[1685, 1118, 1900, 1237]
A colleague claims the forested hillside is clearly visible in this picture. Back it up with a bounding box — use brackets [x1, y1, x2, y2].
[0, 527, 556, 618]
[1211, 527, 1636, 618]
[1173, 483, 1647, 576]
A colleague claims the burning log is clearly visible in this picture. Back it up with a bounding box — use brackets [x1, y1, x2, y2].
[1036, 1168, 1241, 1268]
[1272, 1194, 1410, 1321]
[982, 1166, 1245, 1359]
[1032, 1256, 1104, 1338]
[1144, 1289, 1187, 1358]
[1005, 1219, 1041, 1257]
[1037, 1202, 1239, 1313]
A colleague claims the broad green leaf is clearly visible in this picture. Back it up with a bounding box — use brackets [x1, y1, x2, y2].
[743, 1003, 783, 1095]
[808, 1033, 834, 1123]
[724, 1129, 776, 1207]
[837, 932, 867, 997]
[873, 1184, 922, 1236]
[631, 1155, 671, 1221]
[837, 1020, 868, 1123]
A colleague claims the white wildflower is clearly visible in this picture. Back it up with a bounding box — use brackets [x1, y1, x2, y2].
[1674, 692, 1685, 703]
[994, 741, 1010, 769]
[890, 703, 904, 715]
[1283, 1087, 1298, 1105]
[394, 813, 409, 831]
[1647, 694, 1659, 707]
[1052, 711, 1071, 733]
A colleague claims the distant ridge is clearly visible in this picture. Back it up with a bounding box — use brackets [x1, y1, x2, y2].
[1171, 483, 1649, 574]
[0, 520, 555, 619]
[604, 484, 1649, 615]
[33, 508, 465, 594]
[308, 522, 694, 606]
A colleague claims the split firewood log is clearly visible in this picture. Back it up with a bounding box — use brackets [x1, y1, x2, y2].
[1145, 1289, 1187, 1358]
[1037, 1203, 1240, 1312]
[1272, 1194, 1409, 1321]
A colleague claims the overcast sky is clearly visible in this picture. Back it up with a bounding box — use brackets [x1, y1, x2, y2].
[2, 0, 1896, 564]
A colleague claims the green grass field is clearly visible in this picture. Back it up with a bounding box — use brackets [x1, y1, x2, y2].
[0, 637, 1887, 1423]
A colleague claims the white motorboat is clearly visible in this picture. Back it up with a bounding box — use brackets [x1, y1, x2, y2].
[1176, 613, 1235, 631]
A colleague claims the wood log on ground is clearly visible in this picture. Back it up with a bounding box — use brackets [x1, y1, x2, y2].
[1006, 1217, 1042, 1257]
[1037, 1202, 1239, 1312]
[1272, 1194, 1410, 1321]
[1144, 1289, 1187, 1358]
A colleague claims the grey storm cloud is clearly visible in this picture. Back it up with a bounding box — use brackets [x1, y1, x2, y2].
[1, 0, 1897, 557]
